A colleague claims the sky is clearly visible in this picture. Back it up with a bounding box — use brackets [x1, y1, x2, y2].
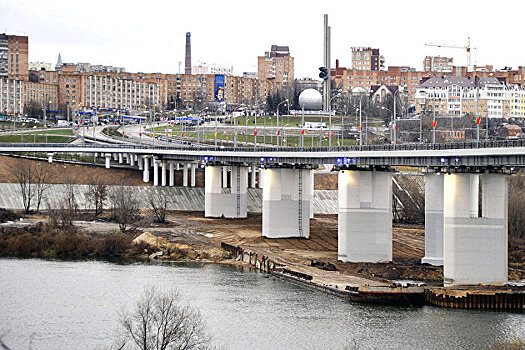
[2, 0, 525, 78]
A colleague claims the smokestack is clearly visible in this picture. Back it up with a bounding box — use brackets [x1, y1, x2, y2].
[185, 32, 191, 74]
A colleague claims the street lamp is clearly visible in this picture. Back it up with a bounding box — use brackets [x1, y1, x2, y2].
[276, 99, 288, 148]
[355, 93, 368, 149]
[381, 106, 395, 147]
[328, 92, 341, 149]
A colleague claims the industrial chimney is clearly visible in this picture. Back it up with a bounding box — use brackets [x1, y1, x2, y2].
[185, 32, 191, 74]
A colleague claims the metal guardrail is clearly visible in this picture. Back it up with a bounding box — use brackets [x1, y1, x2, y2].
[1, 139, 525, 153]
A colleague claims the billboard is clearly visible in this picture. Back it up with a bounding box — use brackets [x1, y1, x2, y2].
[214, 74, 225, 102]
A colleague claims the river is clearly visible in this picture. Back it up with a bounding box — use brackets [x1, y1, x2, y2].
[0, 258, 524, 349]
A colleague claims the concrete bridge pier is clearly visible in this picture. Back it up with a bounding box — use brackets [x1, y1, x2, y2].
[47, 153, 53, 163]
[183, 163, 190, 187]
[443, 172, 508, 286]
[105, 154, 111, 169]
[113, 153, 118, 161]
[310, 170, 315, 219]
[169, 162, 175, 186]
[422, 171, 444, 266]
[161, 160, 167, 186]
[222, 166, 228, 188]
[191, 163, 196, 187]
[118, 153, 123, 164]
[129, 153, 135, 167]
[258, 169, 264, 188]
[153, 158, 159, 186]
[205, 165, 248, 218]
[143, 157, 150, 183]
[262, 167, 312, 238]
[338, 169, 392, 263]
[250, 165, 257, 188]
[138, 156, 144, 170]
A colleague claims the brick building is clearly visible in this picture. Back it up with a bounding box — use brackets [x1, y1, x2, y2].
[0, 33, 29, 81]
[257, 45, 294, 85]
[351, 47, 384, 71]
[423, 56, 454, 72]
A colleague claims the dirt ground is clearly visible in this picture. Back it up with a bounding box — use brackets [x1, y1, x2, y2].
[83, 211, 443, 283]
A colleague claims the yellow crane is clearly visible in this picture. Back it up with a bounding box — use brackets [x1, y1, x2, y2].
[426, 37, 475, 70]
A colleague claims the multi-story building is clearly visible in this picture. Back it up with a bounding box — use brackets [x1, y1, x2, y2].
[414, 76, 517, 118]
[351, 47, 384, 71]
[0, 33, 28, 81]
[257, 45, 294, 85]
[423, 56, 454, 72]
[29, 62, 53, 72]
[331, 60, 427, 103]
[0, 78, 58, 114]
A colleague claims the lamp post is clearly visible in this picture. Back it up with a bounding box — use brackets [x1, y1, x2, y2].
[356, 93, 368, 149]
[381, 106, 394, 147]
[276, 99, 288, 148]
[328, 92, 341, 149]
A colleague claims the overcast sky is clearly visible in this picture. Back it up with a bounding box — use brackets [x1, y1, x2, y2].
[2, 0, 525, 78]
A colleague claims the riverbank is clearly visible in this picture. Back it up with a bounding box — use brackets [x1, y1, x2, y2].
[1, 209, 524, 311]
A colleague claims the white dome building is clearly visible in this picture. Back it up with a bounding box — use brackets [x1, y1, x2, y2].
[298, 89, 322, 111]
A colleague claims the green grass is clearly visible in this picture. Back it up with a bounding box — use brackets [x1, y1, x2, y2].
[0, 134, 75, 143]
[35, 128, 75, 135]
[146, 129, 357, 148]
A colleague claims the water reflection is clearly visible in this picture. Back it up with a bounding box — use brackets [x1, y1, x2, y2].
[0, 259, 523, 350]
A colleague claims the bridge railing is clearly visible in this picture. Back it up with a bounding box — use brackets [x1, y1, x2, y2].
[1, 138, 525, 153]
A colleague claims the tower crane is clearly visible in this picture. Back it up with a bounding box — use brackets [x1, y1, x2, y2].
[426, 37, 475, 70]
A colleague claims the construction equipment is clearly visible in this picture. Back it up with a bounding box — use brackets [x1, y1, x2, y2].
[426, 37, 476, 70]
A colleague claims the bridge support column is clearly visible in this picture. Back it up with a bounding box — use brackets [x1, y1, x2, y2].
[191, 163, 196, 187]
[175, 163, 180, 171]
[222, 166, 228, 188]
[183, 163, 189, 187]
[129, 153, 135, 167]
[118, 153, 123, 164]
[169, 162, 175, 186]
[113, 153, 118, 161]
[143, 157, 150, 183]
[161, 161, 167, 186]
[153, 158, 159, 186]
[205, 165, 248, 218]
[105, 154, 111, 169]
[138, 156, 144, 170]
[47, 153, 53, 163]
[250, 165, 257, 188]
[258, 169, 264, 188]
[338, 169, 392, 263]
[443, 172, 508, 286]
[310, 170, 315, 219]
[262, 167, 311, 238]
[422, 171, 444, 266]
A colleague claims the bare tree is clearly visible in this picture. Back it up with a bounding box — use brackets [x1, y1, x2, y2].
[85, 177, 108, 217]
[147, 188, 171, 223]
[11, 159, 50, 213]
[34, 163, 51, 212]
[120, 287, 210, 350]
[110, 186, 138, 232]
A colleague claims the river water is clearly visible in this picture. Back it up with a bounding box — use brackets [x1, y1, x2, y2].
[0, 259, 524, 350]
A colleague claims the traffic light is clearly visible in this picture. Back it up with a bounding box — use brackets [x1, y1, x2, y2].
[319, 67, 328, 80]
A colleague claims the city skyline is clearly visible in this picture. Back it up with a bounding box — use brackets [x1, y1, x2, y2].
[2, 0, 525, 78]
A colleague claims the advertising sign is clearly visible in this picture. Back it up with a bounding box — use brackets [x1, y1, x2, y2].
[214, 74, 225, 102]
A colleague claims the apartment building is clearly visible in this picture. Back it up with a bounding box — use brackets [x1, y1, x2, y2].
[0, 78, 57, 114]
[257, 45, 294, 85]
[414, 76, 525, 119]
[351, 47, 384, 71]
[0, 33, 29, 81]
[331, 60, 427, 103]
[423, 56, 453, 72]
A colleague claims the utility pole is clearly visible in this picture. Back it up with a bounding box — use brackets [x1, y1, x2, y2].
[432, 99, 436, 145]
[322, 14, 331, 113]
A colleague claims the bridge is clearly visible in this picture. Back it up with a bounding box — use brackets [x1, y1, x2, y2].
[2, 138, 524, 287]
